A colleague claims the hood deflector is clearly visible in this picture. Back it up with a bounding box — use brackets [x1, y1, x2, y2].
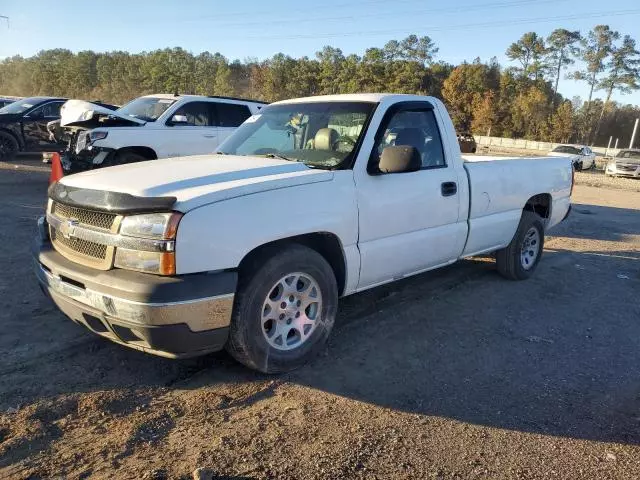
[49, 182, 177, 214]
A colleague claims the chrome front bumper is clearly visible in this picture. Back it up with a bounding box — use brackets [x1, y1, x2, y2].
[33, 237, 237, 358]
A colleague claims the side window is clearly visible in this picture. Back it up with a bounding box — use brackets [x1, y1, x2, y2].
[214, 102, 252, 127]
[171, 101, 212, 126]
[29, 101, 64, 118]
[373, 108, 446, 170]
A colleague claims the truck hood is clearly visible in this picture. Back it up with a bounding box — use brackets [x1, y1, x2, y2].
[59, 155, 333, 211]
[60, 99, 144, 127]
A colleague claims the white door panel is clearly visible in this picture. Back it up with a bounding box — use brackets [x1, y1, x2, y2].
[159, 127, 219, 157]
[359, 221, 467, 288]
[356, 168, 464, 288]
[354, 105, 466, 289]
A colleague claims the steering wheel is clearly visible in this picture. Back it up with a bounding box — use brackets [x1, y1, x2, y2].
[332, 136, 356, 151]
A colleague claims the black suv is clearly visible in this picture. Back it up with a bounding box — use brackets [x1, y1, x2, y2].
[0, 96, 67, 160]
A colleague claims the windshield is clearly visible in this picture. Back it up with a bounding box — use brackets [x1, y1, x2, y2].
[552, 145, 581, 155]
[217, 101, 376, 169]
[616, 150, 640, 163]
[0, 98, 41, 115]
[116, 97, 176, 122]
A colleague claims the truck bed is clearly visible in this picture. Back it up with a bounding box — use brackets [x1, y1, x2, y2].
[460, 155, 573, 257]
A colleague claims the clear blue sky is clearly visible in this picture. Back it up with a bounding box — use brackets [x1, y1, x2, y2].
[1, 0, 639, 106]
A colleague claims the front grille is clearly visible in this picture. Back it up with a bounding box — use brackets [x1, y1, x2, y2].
[617, 164, 638, 172]
[50, 229, 108, 260]
[49, 202, 120, 270]
[52, 202, 116, 230]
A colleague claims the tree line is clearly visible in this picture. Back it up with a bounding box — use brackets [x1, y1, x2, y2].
[0, 27, 638, 146]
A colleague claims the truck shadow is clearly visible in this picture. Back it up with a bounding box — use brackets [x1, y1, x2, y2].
[2, 202, 639, 472]
[292, 244, 640, 446]
[552, 203, 640, 242]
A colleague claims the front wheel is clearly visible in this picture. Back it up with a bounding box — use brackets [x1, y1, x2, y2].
[0, 131, 19, 161]
[495, 211, 545, 280]
[226, 244, 338, 373]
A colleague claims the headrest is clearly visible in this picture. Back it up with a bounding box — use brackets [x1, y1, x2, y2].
[314, 128, 339, 150]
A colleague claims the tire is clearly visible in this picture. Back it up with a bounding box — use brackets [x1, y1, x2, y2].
[0, 131, 19, 161]
[104, 151, 148, 167]
[226, 244, 338, 373]
[575, 161, 584, 171]
[495, 211, 545, 280]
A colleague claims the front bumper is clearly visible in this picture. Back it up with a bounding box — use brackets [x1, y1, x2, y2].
[61, 146, 114, 174]
[605, 164, 640, 177]
[33, 238, 237, 358]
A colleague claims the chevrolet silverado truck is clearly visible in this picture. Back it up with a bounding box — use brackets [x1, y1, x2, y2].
[58, 94, 266, 173]
[34, 94, 573, 373]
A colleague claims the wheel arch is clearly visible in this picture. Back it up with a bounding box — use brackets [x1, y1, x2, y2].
[523, 193, 551, 226]
[237, 232, 348, 296]
[115, 146, 158, 160]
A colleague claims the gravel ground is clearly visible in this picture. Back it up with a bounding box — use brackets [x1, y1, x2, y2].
[574, 169, 640, 192]
[1, 170, 639, 479]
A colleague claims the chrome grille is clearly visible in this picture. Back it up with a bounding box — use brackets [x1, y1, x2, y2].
[52, 202, 116, 231]
[49, 202, 120, 270]
[50, 228, 108, 260]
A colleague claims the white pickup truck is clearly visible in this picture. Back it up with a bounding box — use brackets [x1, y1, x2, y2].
[34, 94, 573, 373]
[58, 94, 266, 173]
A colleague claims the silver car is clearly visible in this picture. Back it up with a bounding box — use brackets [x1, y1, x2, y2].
[606, 149, 640, 178]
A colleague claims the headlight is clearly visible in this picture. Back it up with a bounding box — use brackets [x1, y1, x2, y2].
[115, 212, 182, 275]
[119, 212, 181, 240]
[89, 130, 108, 142]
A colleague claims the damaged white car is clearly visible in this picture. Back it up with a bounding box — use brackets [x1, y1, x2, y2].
[57, 94, 266, 173]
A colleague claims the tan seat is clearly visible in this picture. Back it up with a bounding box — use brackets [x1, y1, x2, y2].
[314, 128, 339, 150]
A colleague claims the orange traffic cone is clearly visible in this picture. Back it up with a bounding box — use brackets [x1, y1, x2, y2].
[49, 152, 64, 185]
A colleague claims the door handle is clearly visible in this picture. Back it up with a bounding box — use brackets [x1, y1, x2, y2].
[441, 182, 457, 197]
[203, 134, 216, 138]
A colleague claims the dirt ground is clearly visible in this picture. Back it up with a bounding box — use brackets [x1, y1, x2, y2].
[1, 169, 639, 480]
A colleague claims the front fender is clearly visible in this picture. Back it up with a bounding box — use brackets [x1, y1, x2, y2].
[175, 171, 358, 276]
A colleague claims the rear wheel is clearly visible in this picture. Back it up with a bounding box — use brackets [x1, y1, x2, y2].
[227, 244, 338, 373]
[0, 131, 19, 161]
[495, 211, 545, 280]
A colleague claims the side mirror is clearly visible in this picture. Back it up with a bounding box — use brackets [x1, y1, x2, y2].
[169, 114, 189, 125]
[377, 145, 421, 174]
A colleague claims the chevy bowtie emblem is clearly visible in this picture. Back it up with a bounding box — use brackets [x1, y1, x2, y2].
[60, 219, 79, 239]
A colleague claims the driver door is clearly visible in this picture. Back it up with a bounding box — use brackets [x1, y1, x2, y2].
[354, 103, 467, 289]
[22, 101, 65, 150]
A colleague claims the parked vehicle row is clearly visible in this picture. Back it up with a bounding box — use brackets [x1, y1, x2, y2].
[605, 149, 640, 177]
[548, 144, 596, 170]
[34, 93, 574, 373]
[58, 94, 266, 173]
[0, 96, 67, 159]
[0, 94, 266, 165]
